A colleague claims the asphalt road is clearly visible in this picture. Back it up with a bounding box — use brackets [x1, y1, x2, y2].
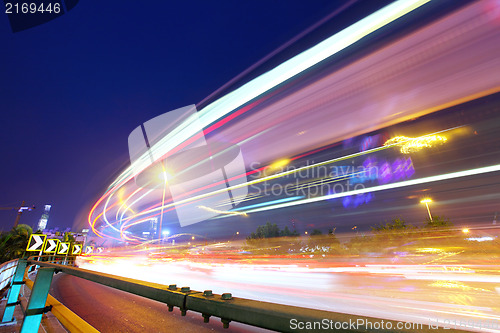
[76, 247, 500, 333]
[49, 273, 270, 333]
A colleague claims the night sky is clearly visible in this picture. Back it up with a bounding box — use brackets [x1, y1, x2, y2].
[0, 0, 369, 232]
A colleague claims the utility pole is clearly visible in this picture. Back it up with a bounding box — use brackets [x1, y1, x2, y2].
[0, 201, 35, 228]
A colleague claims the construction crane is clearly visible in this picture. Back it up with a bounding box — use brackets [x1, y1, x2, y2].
[0, 201, 35, 228]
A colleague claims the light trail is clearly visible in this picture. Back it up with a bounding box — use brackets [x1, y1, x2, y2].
[118, 189, 155, 225]
[114, 128, 450, 222]
[88, 0, 500, 243]
[237, 163, 500, 214]
[226, 196, 305, 213]
[91, 0, 432, 215]
[197, 205, 248, 217]
[92, 124, 461, 239]
[77, 253, 500, 332]
[115, 187, 141, 220]
[132, 143, 392, 217]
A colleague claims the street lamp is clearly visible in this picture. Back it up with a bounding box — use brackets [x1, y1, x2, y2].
[420, 198, 433, 221]
[161, 230, 170, 245]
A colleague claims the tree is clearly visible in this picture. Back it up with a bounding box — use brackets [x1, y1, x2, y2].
[371, 218, 418, 250]
[372, 217, 409, 232]
[280, 226, 292, 237]
[310, 229, 322, 236]
[425, 216, 452, 229]
[247, 222, 281, 239]
[0, 224, 33, 263]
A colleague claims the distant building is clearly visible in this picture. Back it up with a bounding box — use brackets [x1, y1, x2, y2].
[141, 217, 158, 240]
[37, 204, 51, 231]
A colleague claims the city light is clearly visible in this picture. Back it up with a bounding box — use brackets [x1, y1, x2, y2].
[384, 135, 447, 154]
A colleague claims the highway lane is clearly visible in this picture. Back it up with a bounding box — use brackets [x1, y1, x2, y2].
[49, 273, 270, 333]
[77, 250, 500, 333]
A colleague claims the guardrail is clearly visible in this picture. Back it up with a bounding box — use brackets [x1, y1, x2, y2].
[0, 256, 465, 333]
[0, 259, 19, 292]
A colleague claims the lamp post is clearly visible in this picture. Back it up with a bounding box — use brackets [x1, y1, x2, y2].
[162, 230, 170, 245]
[420, 198, 433, 221]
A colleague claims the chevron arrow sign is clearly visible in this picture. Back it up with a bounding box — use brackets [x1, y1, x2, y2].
[26, 234, 46, 251]
[72, 243, 82, 255]
[84, 246, 94, 254]
[43, 239, 60, 253]
[57, 242, 70, 255]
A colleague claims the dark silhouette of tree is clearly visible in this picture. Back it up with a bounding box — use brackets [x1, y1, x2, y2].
[280, 226, 292, 237]
[369, 218, 418, 250]
[425, 216, 453, 229]
[0, 224, 33, 263]
[310, 229, 322, 236]
[247, 222, 299, 240]
[372, 217, 409, 232]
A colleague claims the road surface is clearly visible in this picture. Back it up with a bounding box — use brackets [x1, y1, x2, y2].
[49, 273, 270, 333]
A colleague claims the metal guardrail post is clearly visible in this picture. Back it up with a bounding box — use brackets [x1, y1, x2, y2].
[20, 267, 55, 333]
[1, 259, 27, 323]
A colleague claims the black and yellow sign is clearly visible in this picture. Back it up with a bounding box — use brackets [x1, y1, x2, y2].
[57, 242, 70, 255]
[72, 243, 82, 255]
[84, 246, 94, 255]
[26, 234, 46, 251]
[43, 239, 60, 253]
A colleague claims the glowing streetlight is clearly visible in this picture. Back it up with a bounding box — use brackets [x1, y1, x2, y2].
[462, 228, 470, 234]
[161, 230, 170, 245]
[304, 231, 308, 235]
[236, 231, 239, 235]
[191, 236, 195, 240]
[420, 198, 433, 221]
